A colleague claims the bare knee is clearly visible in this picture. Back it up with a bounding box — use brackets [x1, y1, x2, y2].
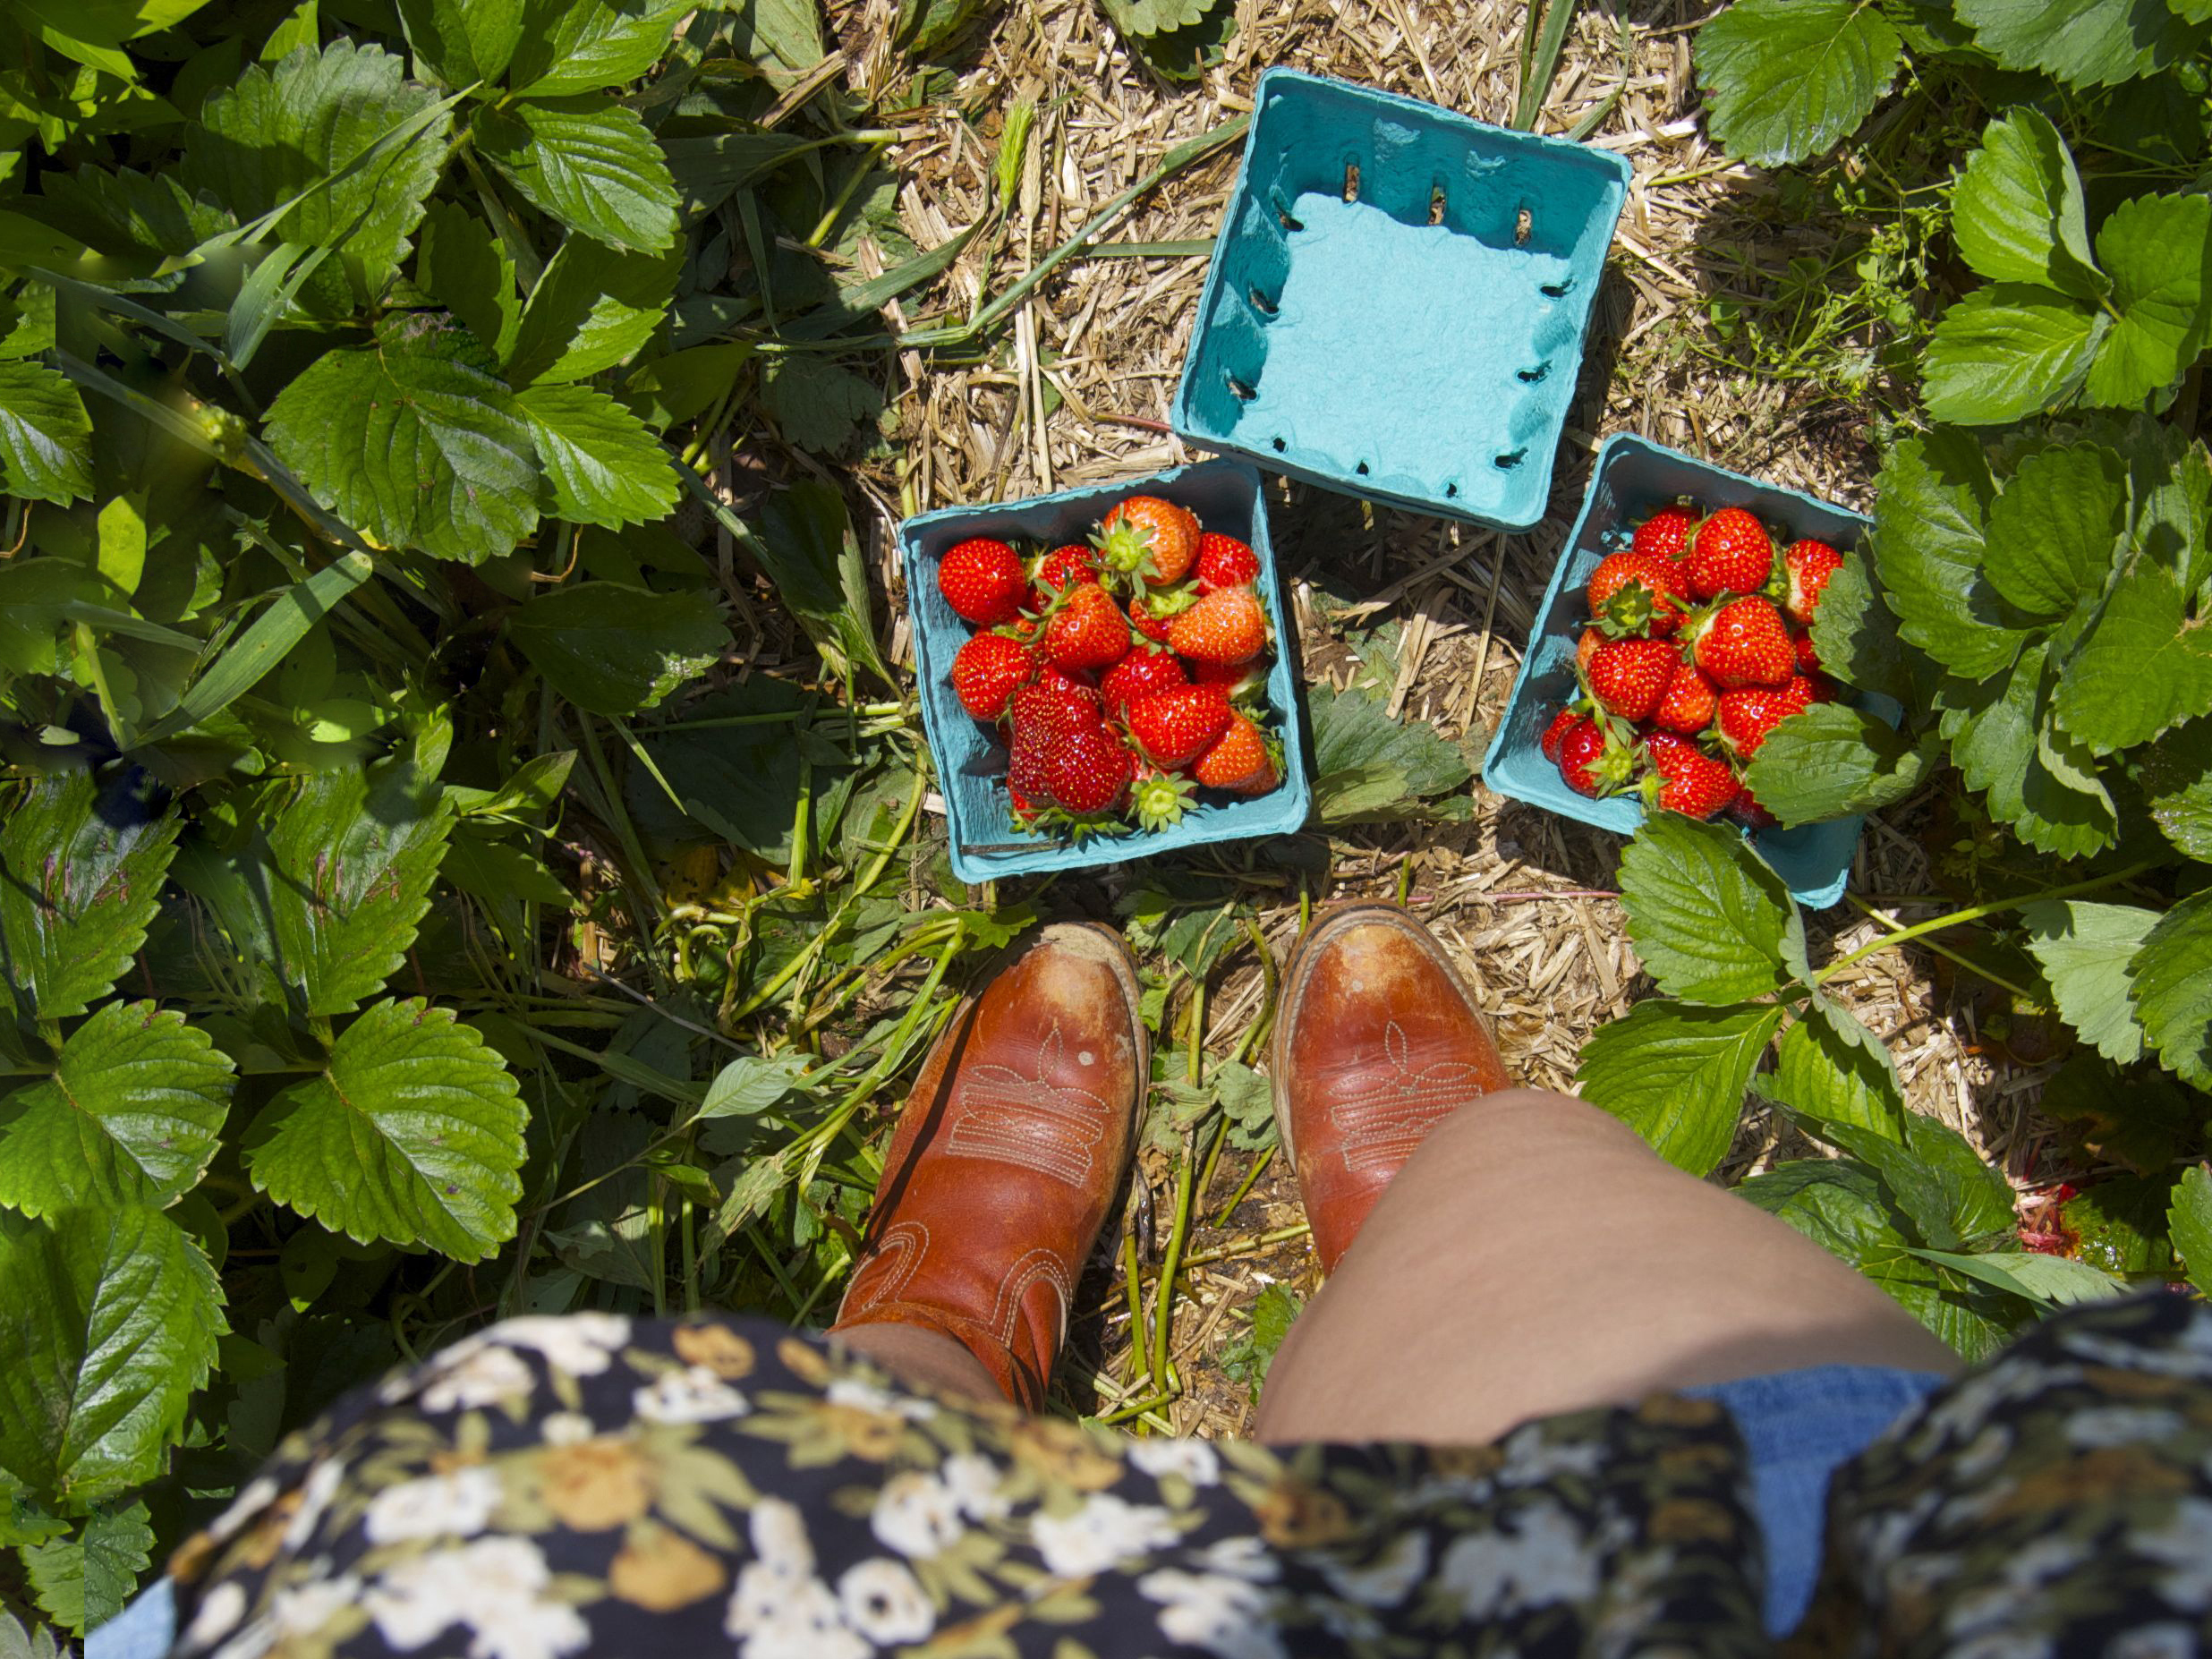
[1412, 1087, 1655, 1178]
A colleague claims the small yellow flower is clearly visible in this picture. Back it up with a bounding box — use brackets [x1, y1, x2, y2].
[817, 1404, 904, 1462]
[540, 1437, 656, 1531]
[778, 1338, 835, 1386]
[1254, 1480, 1355, 1549]
[673, 1324, 756, 1381]
[1648, 1497, 1739, 1544]
[609, 1524, 727, 1611]
[1010, 1418, 1125, 1493]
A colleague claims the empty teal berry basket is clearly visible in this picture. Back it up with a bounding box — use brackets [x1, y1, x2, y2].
[1480, 433, 1892, 909]
[900, 458, 1311, 886]
[1170, 67, 1631, 532]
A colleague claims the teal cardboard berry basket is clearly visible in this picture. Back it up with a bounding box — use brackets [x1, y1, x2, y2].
[1480, 434, 1892, 908]
[900, 459, 1311, 885]
[1171, 67, 1631, 532]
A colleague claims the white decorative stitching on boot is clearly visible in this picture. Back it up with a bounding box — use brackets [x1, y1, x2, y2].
[945, 1025, 1112, 1187]
[1325, 1021, 1487, 1173]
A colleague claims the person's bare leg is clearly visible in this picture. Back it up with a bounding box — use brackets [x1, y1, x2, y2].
[1256, 1085, 1961, 1444]
[836, 1323, 1005, 1407]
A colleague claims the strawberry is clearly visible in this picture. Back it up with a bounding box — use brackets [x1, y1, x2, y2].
[1780, 538, 1842, 626]
[1791, 627, 1821, 676]
[1540, 707, 1582, 762]
[1031, 543, 1102, 608]
[1587, 549, 1688, 637]
[1125, 685, 1232, 768]
[1781, 672, 1830, 713]
[1577, 625, 1604, 678]
[1008, 783, 1041, 821]
[1731, 788, 1778, 830]
[1651, 661, 1718, 736]
[1009, 670, 1100, 738]
[1131, 765, 1196, 831]
[1043, 721, 1136, 815]
[1641, 732, 1740, 821]
[1043, 583, 1131, 672]
[1192, 711, 1276, 793]
[1686, 506, 1774, 600]
[1687, 595, 1794, 689]
[1630, 504, 1695, 563]
[1166, 586, 1267, 665]
[1100, 646, 1187, 719]
[1714, 685, 1794, 761]
[1097, 495, 1200, 586]
[1194, 532, 1260, 592]
[1557, 715, 1633, 799]
[938, 538, 1025, 625]
[1190, 658, 1268, 699]
[951, 632, 1036, 720]
[1128, 586, 1196, 644]
[1586, 637, 1679, 722]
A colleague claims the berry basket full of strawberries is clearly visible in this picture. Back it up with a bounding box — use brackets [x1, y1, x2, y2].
[900, 459, 1311, 882]
[1482, 434, 1892, 907]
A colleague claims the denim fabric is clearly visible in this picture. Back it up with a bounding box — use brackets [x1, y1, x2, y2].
[1688, 1363, 1946, 1637]
[87, 1574, 173, 1659]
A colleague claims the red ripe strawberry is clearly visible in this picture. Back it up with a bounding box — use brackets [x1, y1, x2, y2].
[1686, 506, 1774, 600]
[1097, 495, 1200, 586]
[1714, 685, 1795, 761]
[951, 632, 1035, 720]
[1641, 732, 1740, 821]
[1791, 627, 1821, 676]
[1192, 710, 1276, 793]
[1166, 586, 1266, 665]
[1125, 685, 1233, 768]
[1128, 586, 1196, 644]
[1194, 532, 1260, 592]
[1008, 784, 1041, 821]
[1586, 637, 1679, 722]
[1780, 538, 1842, 626]
[1587, 549, 1689, 637]
[1540, 707, 1582, 762]
[1031, 543, 1102, 608]
[1688, 595, 1794, 689]
[1651, 661, 1718, 736]
[1043, 583, 1131, 672]
[1577, 625, 1604, 678]
[1557, 715, 1633, 799]
[1731, 788, 1778, 830]
[1043, 721, 1136, 815]
[1009, 671, 1100, 738]
[1781, 672, 1830, 713]
[1100, 646, 1187, 719]
[1131, 765, 1197, 831]
[1190, 658, 1268, 699]
[1631, 504, 1695, 563]
[938, 538, 1025, 625]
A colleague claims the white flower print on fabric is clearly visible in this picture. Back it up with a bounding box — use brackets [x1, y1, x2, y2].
[2065, 1406, 2184, 1450]
[268, 1576, 363, 1637]
[837, 1558, 935, 1643]
[871, 1470, 964, 1560]
[1032, 1493, 1179, 1578]
[727, 1570, 865, 1659]
[942, 1452, 1011, 1522]
[198, 1476, 280, 1550]
[826, 1375, 937, 1422]
[2138, 1496, 2212, 1609]
[485, 1314, 633, 1376]
[282, 1459, 349, 1552]
[632, 1365, 749, 1424]
[1127, 1437, 1221, 1486]
[2109, 1623, 2202, 1659]
[181, 1580, 248, 1652]
[366, 1536, 574, 1655]
[1196, 1536, 1280, 1583]
[419, 1344, 537, 1414]
[540, 1411, 595, 1446]
[1137, 1569, 1285, 1659]
[1315, 1531, 1428, 1607]
[208, 1618, 276, 1659]
[749, 1497, 814, 1576]
[1497, 1425, 1607, 1486]
[1440, 1502, 1600, 1618]
[469, 1598, 591, 1659]
[363, 1465, 503, 1544]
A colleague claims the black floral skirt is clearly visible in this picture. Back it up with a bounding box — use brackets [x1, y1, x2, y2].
[154, 1295, 2212, 1659]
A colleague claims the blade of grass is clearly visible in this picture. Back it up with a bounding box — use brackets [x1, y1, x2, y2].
[1513, 0, 1579, 131]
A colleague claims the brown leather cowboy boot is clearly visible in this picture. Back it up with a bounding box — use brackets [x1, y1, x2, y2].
[1272, 903, 1510, 1273]
[830, 923, 1144, 1408]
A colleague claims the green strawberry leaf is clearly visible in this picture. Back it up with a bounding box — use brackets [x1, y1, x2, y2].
[396, 0, 523, 87]
[263, 312, 540, 566]
[729, 0, 826, 70]
[0, 362, 93, 506]
[2129, 889, 2212, 1089]
[698, 1052, 812, 1119]
[2085, 191, 2212, 410]
[0, 1206, 224, 1506]
[1871, 430, 2034, 682]
[1806, 547, 1917, 702]
[0, 1002, 234, 1217]
[1958, 0, 2206, 89]
[1577, 999, 1787, 1176]
[1951, 106, 2105, 298]
[183, 40, 452, 304]
[0, 768, 179, 1021]
[1923, 285, 2105, 426]
[1099, 0, 1222, 38]
[1759, 995, 1906, 1139]
[244, 997, 526, 1259]
[2053, 556, 2212, 753]
[2137, 716, 2212, 861]
[1941, 642, 2120, 857]
[506, 237, 678, 387]
[1619, 813, 1806, 1002]
[1982, 443, 2125, 619]
[21, 1499, 152, 1638]
[1693, 0, 1903, 167]
[2021, 899, 2160, 1066]
[507, 0, 693, 96]
[417, 200, 520, 362]
[478, 96, 678, 253]
[506, 582, 727, 715]
[2168, 1163, 2212, 1297]
[442, 834, 571, 907]
[1910, 1248, 2128, 1306]
[516, 383, 679, 529]
[1309, 683, 1474, 825]
[1788, 1108, 2016, 1250]
[1741, 703, 1934, 827]
[761, 355, 885, 455]
[266, 755, 454, 1016]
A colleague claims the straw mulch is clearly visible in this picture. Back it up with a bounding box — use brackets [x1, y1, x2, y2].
[806, 0, 2041, 1435]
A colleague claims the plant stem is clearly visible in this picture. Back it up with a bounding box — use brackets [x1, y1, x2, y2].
[1210, 1145, 1275, 1227]
[1150, 1130, 1201, 1387]
[1814, 862, 2156, 983]
[1120, 1225, 1152, 1390]
[1842, 894, 2041, 1002]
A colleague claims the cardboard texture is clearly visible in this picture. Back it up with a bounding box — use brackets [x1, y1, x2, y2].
[1172, 67, 1631, 530]
[900, 459, 1311, 884]
[1480, 433, 1889, 909]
